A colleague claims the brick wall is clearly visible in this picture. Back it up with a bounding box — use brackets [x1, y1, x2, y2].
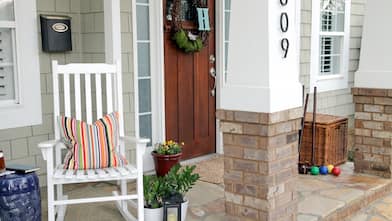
[352, 88, 392, 178]
[217, 108, 302, 221]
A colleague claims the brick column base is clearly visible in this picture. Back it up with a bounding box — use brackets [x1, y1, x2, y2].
[217, 108, 302, 221]
[352, 88, 392, 178]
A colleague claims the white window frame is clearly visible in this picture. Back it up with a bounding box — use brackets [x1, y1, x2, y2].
[132, 0, 165, 171]
[0, 0, 41, 129]
[310, 0, 351, 92]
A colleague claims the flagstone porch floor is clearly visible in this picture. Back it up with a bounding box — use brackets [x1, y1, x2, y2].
[39, 162, 392, 221]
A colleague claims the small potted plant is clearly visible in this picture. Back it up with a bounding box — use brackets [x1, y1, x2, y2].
[161, 164, 200, 221]
[143, 165, 200, 221]
[143, 175, 164, 221]
[152, 140, 184, 176]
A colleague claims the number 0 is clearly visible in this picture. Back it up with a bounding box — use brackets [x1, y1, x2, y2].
[280, 13, 289, 33]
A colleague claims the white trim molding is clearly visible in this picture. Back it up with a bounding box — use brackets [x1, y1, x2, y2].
[131, 0, 140, 140]
[149, 0, 165, 146]
[310, 0, 351, 93]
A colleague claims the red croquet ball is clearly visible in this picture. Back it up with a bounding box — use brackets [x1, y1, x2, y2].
[332, 166, 341, 176]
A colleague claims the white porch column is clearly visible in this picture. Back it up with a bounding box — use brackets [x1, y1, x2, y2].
[218, 1, 302, 220]
[352, 0, 392, 178]
[354, 0, 392, 88]
[104, 1, 125, 137]
[104, 0, 122, 64]
[221, 0, 302, 113]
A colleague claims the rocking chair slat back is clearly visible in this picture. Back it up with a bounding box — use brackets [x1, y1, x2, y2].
[95, 73, 103, 119]
[85, 74, 92, 124]
[51, 60, 125, 165]
[63, 73, 71, 117]
[74, 73, 82, 120]
[106, 72, 114, 114]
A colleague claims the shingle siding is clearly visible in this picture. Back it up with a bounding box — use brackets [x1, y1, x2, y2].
[300, 0, 367, 150]
[0, 0, 136, 186]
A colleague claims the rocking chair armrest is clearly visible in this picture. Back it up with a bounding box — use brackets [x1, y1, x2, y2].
[120, 136, 150, 144]
[38, 139, 61, 149]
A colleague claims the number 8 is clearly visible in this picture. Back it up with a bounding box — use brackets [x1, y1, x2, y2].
[280, 0, 288, 6]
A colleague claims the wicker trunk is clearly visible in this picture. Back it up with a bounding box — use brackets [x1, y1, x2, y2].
[300, 113, 348, 166]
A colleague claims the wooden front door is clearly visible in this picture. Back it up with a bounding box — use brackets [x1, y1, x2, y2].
[163, 0, 216, 160]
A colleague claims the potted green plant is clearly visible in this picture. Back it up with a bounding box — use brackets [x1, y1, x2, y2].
[152, 140, 183, 176]
[161, 164, 200, 221]
[143, 165, 200, 221]
[143, 175, 164, 221]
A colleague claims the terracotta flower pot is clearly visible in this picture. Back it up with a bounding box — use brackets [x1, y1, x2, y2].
[152, 152, 182, 177]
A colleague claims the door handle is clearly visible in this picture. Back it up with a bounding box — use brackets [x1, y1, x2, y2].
[209, 54, 216, 64]
[210, 67, 216, 96]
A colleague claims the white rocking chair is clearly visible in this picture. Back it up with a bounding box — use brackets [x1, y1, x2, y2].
[38, 60, 148, 221]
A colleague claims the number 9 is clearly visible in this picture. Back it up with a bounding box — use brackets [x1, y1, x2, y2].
[281, 38, 289, 58]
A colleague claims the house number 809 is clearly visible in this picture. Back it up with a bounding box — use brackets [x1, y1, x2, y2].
[280, 0, 289, 58]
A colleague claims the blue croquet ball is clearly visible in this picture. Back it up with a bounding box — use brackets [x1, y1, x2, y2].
[319, 166, 328, 175]
[310, 166, 319, 175]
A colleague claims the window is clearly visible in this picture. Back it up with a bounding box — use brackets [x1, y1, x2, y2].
[0, 0, 41, 129]
[136, 0, 152, 146]
[310, 0, 350, 92]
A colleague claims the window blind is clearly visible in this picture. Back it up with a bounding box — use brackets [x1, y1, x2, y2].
[0, 29, 16, 101]
[319, 0, 345, 76]
[0, 0, 16, 102]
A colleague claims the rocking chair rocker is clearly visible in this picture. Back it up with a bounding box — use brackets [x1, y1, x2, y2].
[38, 60, 148, 221]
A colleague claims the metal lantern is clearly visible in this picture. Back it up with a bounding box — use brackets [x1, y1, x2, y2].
[163, 198, 182, 221]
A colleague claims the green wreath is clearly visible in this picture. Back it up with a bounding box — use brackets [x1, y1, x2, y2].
[173, 29, 203, 53]
[171, 0, 209, 53]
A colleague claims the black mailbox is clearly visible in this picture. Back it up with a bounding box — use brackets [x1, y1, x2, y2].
[40, 15, 72, 52]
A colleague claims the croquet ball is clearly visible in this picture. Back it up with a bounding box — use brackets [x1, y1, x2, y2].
[332, 166, 341, 176]
[327, 164, 334, 173]
[319, 166, 328, 175]
[310, 166, 319, 175]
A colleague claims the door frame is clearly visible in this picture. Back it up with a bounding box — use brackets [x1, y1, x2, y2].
[133, 0, 225, 155]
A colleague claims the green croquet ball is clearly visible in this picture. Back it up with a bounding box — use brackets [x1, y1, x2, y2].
[310, 166, 320, 175]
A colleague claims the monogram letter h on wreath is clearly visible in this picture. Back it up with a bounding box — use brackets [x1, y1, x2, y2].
[169, 0, 210, 53]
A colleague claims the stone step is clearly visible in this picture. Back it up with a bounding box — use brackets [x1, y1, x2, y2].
[297, 163, 392, 221]
[348, 192, 392, 220]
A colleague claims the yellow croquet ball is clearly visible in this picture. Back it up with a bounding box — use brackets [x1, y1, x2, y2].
[327, 164, 334, 173]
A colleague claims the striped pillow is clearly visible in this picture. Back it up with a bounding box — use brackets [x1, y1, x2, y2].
[59, 112, 127, 170]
